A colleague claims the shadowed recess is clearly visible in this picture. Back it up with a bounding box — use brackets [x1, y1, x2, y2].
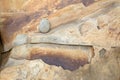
[30, 53, 89, 71]
[81, 0, 94, 6]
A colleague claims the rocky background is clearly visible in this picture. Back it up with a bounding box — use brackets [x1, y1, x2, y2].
[0, 0, 120, 80]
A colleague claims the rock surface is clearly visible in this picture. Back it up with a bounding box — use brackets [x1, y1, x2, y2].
[0, 0, 120, 80]
[0, 0, 120, 52]
[0, 48, 120, 80]
[9, 44, 93, 71]
[0, 59, 71, 80]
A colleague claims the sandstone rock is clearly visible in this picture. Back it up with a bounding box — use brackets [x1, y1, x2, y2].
[0, 59, 71, 80]
[9, 44, 93, 70]
[0, 0, 120, 80]
[0, 0, 27, 12]
[80, 47, 120, 80]
[0, 0, 120, 52]
[0, 48, 120, 80]
[2, 58, 26, 68]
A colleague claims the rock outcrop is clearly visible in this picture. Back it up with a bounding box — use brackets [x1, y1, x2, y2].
[0, 48, 120, 80]
[0, 0, 120, 80]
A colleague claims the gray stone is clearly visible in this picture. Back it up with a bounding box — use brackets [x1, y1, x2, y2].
[39, 18, 50, 33]
[13, 34, 28, 46]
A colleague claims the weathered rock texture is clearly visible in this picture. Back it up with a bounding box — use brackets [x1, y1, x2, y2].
[0, 59, 71, 80]
[0, 0, 120, 52]
[0, 48, 120, 80]
[0, 0, 120, 80]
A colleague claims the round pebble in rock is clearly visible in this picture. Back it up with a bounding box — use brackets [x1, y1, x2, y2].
[39, 18, 50, 33]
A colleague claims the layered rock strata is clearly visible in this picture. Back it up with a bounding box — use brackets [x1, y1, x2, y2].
[0, 0, 120, 80]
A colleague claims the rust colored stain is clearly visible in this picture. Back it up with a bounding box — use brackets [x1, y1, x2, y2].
[30, 52, 88, 71]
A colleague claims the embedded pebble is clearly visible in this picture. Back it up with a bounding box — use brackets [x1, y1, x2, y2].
[39, 18, 50, 33]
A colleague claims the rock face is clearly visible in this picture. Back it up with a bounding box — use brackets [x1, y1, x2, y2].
[0, 48, 120, 80]
[0, 59, 71, 80]
[0, 0, 120, 80]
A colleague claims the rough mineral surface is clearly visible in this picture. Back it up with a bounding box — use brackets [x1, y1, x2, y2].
[0, 59, 71, 80]
[0, 48, 120, 80]
[0, 0, 120, 80]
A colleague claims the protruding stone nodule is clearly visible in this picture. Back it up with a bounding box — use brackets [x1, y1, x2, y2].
[99, 48, 106, 58]
[39, 18, 50, 33]
[13, 34, 28, 46]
